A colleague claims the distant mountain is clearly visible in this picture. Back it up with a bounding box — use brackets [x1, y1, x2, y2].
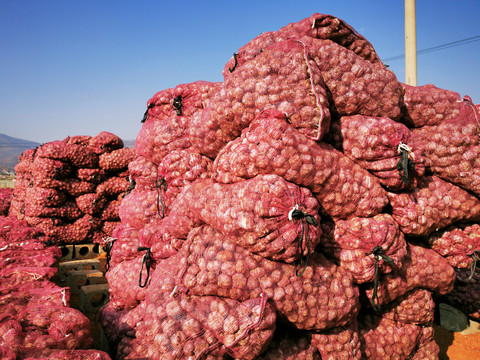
[0, 134, 40, 171]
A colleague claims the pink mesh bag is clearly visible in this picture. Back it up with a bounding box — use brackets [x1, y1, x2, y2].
[412, 96, 480, 196]
[402, 83, 462, 127]
[359, 313, 423, 359]
[427, 223, 480, 269]
[149, 174, 321, 263]
[334, 115, 426, 190]
[319, 214, 408, 284]
[311, 319, 362, 360]
[177, 225, 359, 331]
[190, 39, 331, 158]
[213, 110, 387, 219]
[222, 13, 382, 78]
[135, 256, 276, 360]
[142, 81, 220, 123]
[363, 244, 455, 308]
[387, 175, 480, 236]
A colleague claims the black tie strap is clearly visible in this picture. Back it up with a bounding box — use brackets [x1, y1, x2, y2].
[228, 53, 238, 73]
[103, 237, 116, 272]
[172, 95, 183, 116]
[155, 178, 168, 218]
[289, 206, 319, 276]
[370, 246, 395, 311]
[396, 143, 416, 185]
[141, 103, 156, 123]
[138, 246, 152, 288]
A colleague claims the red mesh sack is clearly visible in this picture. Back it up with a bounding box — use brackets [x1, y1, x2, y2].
[0, 346, 16, 360]
[336, 115, 426, 190]
[222, 13, 382, 78]
[100, 199, 120, 221]
[0, 238, 48, 253]
[178, 225, 359, 331]
[31, 157, 73, 179]
[99, 147, 136, 172]
[311, 319, 362, 360]
[88, 131, 123, 154]
[26, 187, 67, 207]
[402, 83, 462, 127]
[305, 38, 404, 121]
[409, 326, 440, 360]
[213, 110, 387, 219]
[127, 155, 158, 190]
[14, 305, 92, 353]
[137, 218, 182, 261]
[75, 193, 108, 215]
[35, 214, 101, 244]
[14, 151, 35, 176]
[152, 174, 321, 263]
[65, 134, 92, 145]
[256, 325, 321, 360]
[118, 189, 167, 229]
[142, 80, 220, 123]
[32, 177, 96, 197]
[0, 282, 70, 308]
[319, 214, 408, 284]
[34, 140, 70, 160]
[0, 247, 62, 270]
[0, 266, 57, 289]
[363, 244, 455, 308]
[36, 140, 99, 169]
[109, 224, 141, 267]
[138, 256, 276, 360]
[0, 188, 13, 216]
[23, 349, 112, 360]
[190, 39, 331, 158]
[99, 301, 145, 343]
[157, 148, 213, 190]
[76, 167, 107, 183]
[96, 176, 130, 198]
[0, 216, 41, 241]
[115, 336, 154, 360]
[359, 314, 423, 359]
[135, 115, 192, 165]
[412, 96, 480, 196]
[427, 223, 480, 269]
[106, 250, 154, 309]
[25, 200, 83, 221]
[381, 289, 435, 326]
[387, 175, 480, 236]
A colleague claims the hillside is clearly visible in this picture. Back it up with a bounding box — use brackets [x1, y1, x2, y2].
[0, 134, 40, 171]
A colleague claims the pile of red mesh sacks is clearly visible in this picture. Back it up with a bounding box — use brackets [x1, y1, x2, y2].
[99, 13, 479, 360]
[0, 215, 112, 360]
[9, 132, 135, 245]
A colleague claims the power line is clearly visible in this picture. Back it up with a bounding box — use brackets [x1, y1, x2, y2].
[383, 35, 480, 62]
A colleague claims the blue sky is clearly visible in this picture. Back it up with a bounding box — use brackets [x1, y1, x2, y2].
[1, 0, 479, 143]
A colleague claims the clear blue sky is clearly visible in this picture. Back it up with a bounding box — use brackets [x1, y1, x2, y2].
[1, 0, 479, 144]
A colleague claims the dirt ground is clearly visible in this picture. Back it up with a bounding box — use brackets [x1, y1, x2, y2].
[434, 321, 480, 359]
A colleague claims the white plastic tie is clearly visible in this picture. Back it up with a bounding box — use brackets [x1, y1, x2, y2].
[288, 204, 300, 221]
[397, 142, 415, 161]
[169, 285, 178, 298]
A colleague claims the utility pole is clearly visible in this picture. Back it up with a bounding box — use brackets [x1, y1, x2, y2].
[405, 0, 417, 86]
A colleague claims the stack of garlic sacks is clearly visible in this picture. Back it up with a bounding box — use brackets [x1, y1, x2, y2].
[102, 13, 480, 359]
[9, 132, 136, 245]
